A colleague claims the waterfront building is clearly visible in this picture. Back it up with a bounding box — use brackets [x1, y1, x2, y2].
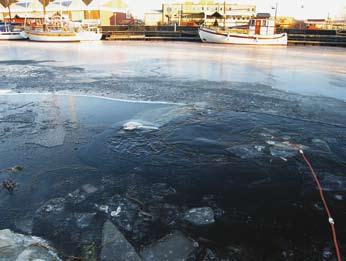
[0, 0, 128, 25]
[85, 0, 127, 25]
[0, 3, 5, 20]
[46, 0, 87, 22]
[304, 19, 346, 30]
[144, 12, 162, 26]
[3, 0, 43, 23]
[161, 0, 256, 27]
[276, 17, 297, 29]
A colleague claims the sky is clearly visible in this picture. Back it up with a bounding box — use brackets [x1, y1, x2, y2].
[126, 0, 346, 19]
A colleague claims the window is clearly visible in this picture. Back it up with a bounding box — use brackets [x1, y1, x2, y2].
[84, 10, 100, 20]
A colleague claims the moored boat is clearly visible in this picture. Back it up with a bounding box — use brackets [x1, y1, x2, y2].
[199, 14, 287, 46]
[77, 24, 102, 41]
[27, 30, 80, 42]
[0, 26, 26, 40]
[0, 1, 26, 41]
[26, 0, 80, 42]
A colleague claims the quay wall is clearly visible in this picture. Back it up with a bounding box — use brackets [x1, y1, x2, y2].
[101, 26, 346, 47]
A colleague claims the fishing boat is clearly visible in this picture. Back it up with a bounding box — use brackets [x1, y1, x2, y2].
[199, 14, 287, 46]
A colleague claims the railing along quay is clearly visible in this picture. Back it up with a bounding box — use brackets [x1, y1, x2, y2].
[101, 26, 200, 41]
[281, 29, 346, 47]
[101, 26, 346, 46]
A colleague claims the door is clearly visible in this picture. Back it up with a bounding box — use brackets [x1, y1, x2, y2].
[255, 20, 261, 35]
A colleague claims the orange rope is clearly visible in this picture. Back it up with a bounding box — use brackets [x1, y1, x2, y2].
[299, 150, 342, 261]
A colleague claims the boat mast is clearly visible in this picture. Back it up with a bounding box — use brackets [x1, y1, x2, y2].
[223, 1, 226, 29]
[7, 0, 12, 24]
[43, 0, 46, 30]
[60, 0, 62, 28]
[24, 0, 29, 27]
[204, 0, 207, 26]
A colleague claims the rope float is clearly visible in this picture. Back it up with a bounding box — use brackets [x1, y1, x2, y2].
[299, 149, 342, 261]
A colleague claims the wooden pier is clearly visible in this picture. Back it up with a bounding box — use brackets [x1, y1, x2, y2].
[101, 26, 346, 47]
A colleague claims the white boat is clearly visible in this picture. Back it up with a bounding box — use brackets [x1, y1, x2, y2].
[199, 15, 287, 46]
[0, 23, 26, 40]
[27, 29, 80, 42]
[0, 30, 26, 40]
[77, 25, 102, 41]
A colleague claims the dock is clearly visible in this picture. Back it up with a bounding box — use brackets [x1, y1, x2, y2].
[101, 26, 346, 47]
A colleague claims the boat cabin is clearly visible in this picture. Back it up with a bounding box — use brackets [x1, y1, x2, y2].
[248, 13, 275, 36]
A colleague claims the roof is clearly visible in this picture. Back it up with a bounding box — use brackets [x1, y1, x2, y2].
[46, 0, 87, 11]
[86, 0, 127, 11]
[10, 0, 43, 12]
[256, 13, 271, 19]
[208, 11, 224, 18]
[14, 13, 44, 18]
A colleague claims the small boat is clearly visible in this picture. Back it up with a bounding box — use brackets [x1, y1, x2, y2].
[0, 24, 26, 40]
[199, 14, 287, 46]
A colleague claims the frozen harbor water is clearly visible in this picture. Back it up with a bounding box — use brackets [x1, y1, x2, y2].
[0, 41, 345, 260]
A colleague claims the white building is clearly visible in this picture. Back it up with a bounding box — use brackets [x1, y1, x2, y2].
[144, 12, 162, 26]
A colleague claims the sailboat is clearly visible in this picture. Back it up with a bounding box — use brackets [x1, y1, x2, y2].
[27, 0, 80, 42]
[0, 1, 26, 40]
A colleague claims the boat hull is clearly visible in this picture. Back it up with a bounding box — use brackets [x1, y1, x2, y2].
[78, 31, 102, 41]
[0, 32, 26, 40]
[199, 28, 287, 46]
[28, 31, 80, 42]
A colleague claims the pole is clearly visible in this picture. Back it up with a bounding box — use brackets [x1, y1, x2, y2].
[43, 0, 46, 31]
[24, 0, 28, 27]
[178, 3, 182, 26]
[7, 0, 12, 23]
[60, 0, 62, 28]
[204, 0, 207, 26]
[274, 2, 278, 33]
[223, 1, 226, 29]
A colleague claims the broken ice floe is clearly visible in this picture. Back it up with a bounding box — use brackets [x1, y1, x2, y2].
[226, 144, 265, 159]
[122, 121, 159, 131]
[140, 231, 196, 261]
[266, 140, 308, 159]
[0, 229, 61, 261]
[101, 220, 141, 261]
[184, 207, 215, 226]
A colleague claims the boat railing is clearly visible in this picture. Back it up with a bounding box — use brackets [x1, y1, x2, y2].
[205, 26, 248, 35]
